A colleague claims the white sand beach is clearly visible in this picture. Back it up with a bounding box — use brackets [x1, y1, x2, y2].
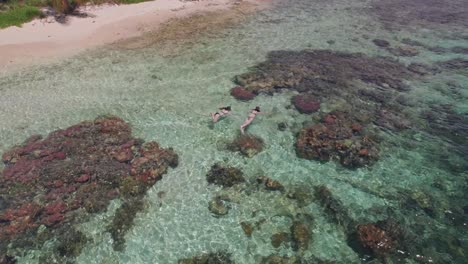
[0, 0, 269, 72]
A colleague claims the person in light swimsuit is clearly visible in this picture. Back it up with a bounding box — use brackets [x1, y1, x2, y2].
[211, 106, 232, 123]
[240, 106, 261, 134]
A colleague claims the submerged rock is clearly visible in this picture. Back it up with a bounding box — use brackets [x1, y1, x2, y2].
[271, 232, 290, 248]
[256, 176, 284, 192]
[230, 86, 256, 101]
[107, 199, 145, 251]
[260, 255, 301, 264]
[436, 58, 468, 70]
[206, 164, 245, 188]
[240, 221, 254, 237]
[291, 94, 321, 114]
[227, 134, 264, 157]
[291, 221, 310, 251]
[0, 116, 178, 259]
[387, 46, 419, 57]
[371, 0, 468, 30]
[314, 186, 351, 227]
[356, 223, 395, 256]
[234, 50, 413, 95]
[295, 111, 379, 168]
[287, 187, 313, 207]
[372, 39, 390, 48]
[178, 252, 234, 264]
[208, 196, 229, 216]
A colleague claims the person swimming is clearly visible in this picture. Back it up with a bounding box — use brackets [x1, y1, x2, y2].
[211, 106, 232, 123]
[240, 106, 261, 134]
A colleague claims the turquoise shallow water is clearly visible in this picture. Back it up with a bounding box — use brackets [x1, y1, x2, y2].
[0, 0, 467, 263]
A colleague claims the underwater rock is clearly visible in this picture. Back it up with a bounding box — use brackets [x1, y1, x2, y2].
[206, 164, 245, 188]
[295, 111, 379, 168]
[436, 58, 468, 70]
[234, 50, 413, 95]
[256, 176, 284, 192]
[287, 187, 313, 208]
[451, 46, 468, 54]
[0, 255, 16, 264]
[372, 0, 468, 30]
[56, 227, 89, 257]
[400, 38, 425, 47]
[291, 94, 321, 114]
[314, 186, 351, 227]
[108, 199, 145, 251]
[277, 122, 288, 131]
[271, 232, 290, 248]
[349, 219, 408, 261]
[356, 223, 395, 256]
[227, 134, 264, 158]
[387, 46, 419, 57]
[374, 109, 412, 131]
[240, 221, 254, 237]
[260, 255, 301, 264]
[291, 221, 310, 251]
[230, 86, 256, 101]
[0, 116, 178, 259]
[208, 197, 229, 216]
[407, 63, 440, 75]
[421, 104, 468, 166]
[372, 39, 390, 48]
[178, 252, 234, 264]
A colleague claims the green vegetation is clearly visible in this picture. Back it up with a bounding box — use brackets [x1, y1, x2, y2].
[0, 5, 42, 28]
[0, 0, 152, 29]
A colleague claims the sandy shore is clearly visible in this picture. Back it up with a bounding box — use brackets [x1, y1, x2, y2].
[0, 0, 268, 73]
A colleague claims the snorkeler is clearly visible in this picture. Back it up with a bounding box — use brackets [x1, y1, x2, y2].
[211, 106, 232, 123]
[240, 106, 262, 134]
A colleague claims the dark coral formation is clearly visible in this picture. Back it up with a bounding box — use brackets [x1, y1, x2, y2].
[356, 223, 395, 256]
[230, 86, 256, 101]
[260, 255, 301, 264]
[178, 252, 234, 264]
[290, 221, 310, 251]
[372, 39, 390, 48]
[234, 50, 413, 95]
[271, 232, 290, 248]
[240, 221, 254, 237]
[371, 0, 468, 30]
[227, 134, 264, 157]
[256, 176, 284, 192]
[0, 116, 178, 259]
[436, 58, 468, 70]
[206, 164, 245, 188]
[352, 220, 407, 260]
[291, 94, 320, 114]
[208, 196, 230, 216]
[296, 111, 378, 168]
[107, 199, 145, 251]
[314, 185, 350, 227]
[231, 49, 418, 168]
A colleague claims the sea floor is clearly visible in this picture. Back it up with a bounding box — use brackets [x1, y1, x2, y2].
[0, 0, 467, 263]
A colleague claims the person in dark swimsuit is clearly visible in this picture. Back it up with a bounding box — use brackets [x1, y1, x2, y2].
[211, 106, 232, 123]
[240, 106, 261, 134]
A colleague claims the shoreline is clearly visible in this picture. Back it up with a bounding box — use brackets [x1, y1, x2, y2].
[0, 0, 270, 73]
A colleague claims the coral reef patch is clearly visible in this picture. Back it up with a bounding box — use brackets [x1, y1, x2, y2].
[0, 116, 178, 260]
[296, 111, 379, 168]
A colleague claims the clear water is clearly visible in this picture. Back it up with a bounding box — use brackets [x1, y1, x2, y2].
[0, 0, 467, 263]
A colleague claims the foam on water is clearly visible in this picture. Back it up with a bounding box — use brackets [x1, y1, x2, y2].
[1, 0, 467, 263]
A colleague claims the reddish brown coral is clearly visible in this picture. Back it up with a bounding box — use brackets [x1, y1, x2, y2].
[230, 86, 256, 101]
[292, 94, 321, 114]
[295, 112, 378, 168]
[0, 116, 178, 258]
[357, 223, 395, 256]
